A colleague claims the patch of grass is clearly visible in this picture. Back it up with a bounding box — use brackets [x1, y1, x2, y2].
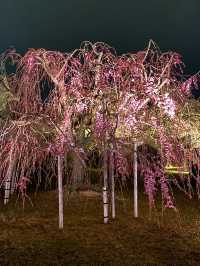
[0, 189, 200, 265]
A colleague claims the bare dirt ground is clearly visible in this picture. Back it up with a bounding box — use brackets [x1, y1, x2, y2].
[0, 188, 200, 265]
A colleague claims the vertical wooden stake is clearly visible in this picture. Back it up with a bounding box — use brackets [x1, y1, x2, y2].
[103, 150, 109, 224]
[110, 145, 116, 219]
[134, 142, 138, 218]
[4, 147, 14, 205]
[58, 155, 64, 229]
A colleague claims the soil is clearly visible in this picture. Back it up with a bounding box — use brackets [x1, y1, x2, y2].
[0, 188, 200, 265]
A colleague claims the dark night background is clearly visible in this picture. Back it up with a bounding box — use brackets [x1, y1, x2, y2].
[0, 0, 200, 95]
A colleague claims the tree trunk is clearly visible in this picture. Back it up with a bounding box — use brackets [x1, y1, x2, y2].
[71, 154, 85, 189]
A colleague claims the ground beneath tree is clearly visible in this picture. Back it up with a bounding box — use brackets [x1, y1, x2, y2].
[0, 188, 200, 265]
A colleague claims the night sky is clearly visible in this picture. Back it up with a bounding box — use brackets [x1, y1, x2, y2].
[0, 0, 200, 78]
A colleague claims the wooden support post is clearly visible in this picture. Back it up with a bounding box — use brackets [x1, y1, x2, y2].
[110, 145, 115, 219]
[133, 142, 138, 218]
[58, 155, 64, 229]
[4, 147, 15, 205]
[103, 150, 109, 224]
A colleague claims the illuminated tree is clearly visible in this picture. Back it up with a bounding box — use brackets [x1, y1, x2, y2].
[0, 40, 199, 227]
